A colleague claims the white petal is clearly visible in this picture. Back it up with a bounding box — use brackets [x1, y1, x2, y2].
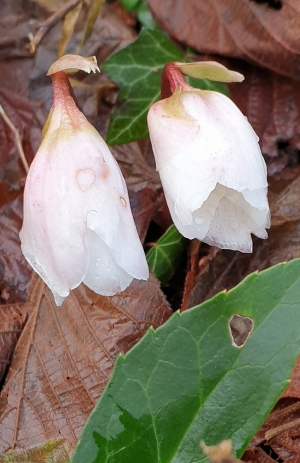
[190, 184, 269, 252]
[83, 229, 133, 295]
[147, 88, 270, 253]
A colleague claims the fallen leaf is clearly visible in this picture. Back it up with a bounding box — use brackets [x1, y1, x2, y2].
[0, 271, 171, 453]
[146, 0, 300, 79]
[282, 358, 300, 398]
[185, 169, 300, 309]
[0, 85, 43, 186]
[186, 223, 300, 309]
[228, 61, 300, 169]
[111, 142, 162, 241]
[0, 304, 27, 384]
[0, 438, 71, 463]
[0, 14, 34, 59]
[244, 399, 300, 463]
[271, 176, 300, 226]
[129, 188, 160, 243]
[111, 142, 160, 192]
[0, 193, 32, 303]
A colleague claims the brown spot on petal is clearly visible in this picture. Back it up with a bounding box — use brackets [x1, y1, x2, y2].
[120, 197, 127, 206]
[102, 163, 109, 180]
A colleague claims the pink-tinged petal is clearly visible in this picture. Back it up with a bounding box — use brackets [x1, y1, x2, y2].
[147, 86, 270, 253]
[20, 57, 148, 305]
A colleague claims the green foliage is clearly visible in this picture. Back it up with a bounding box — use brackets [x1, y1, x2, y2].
[71, 259, 300, 463]
[135, 1, 158, 30]
[102, 29, 183, 145]
[187, 76, 229, 97]
[146, 225, 186, 286]
[118, 0, 157, 29]
[102, 29, 231, 145]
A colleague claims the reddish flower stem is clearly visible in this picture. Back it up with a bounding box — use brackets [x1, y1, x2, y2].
[161, 62, 189, 99]
[51, 71, 76, 107]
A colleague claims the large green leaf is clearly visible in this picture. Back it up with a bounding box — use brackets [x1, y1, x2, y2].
[102, 29, 183, 145]
[146, 225, 186, 286]
[71, 259, 300, 463]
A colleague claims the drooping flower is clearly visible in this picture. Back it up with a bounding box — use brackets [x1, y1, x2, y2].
[147, 61, 270, 253]
[20, 55, 149, 306]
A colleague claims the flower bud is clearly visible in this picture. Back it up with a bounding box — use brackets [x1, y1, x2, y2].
[147, 62, 270, 253]
[20, 55, 149, 306]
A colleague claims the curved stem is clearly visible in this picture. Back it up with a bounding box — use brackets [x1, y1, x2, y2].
[161, 62, 189, 99]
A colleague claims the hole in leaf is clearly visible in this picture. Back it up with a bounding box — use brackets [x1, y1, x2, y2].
[229, 314, 253, 348]
[250, 0, 282, 9]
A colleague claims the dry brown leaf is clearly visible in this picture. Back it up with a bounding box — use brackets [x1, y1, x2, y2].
[0, 15, 34, 59]
[186, 169, 300, 308]
[0, 304, 27, 384]
[0, 271, 171, 453]
[243, 446, 281, 463]
[228, 61, 300, 169]
[271, 176, 300, 226]
[244, 399, 300, 463]
[0, 84, 43, 186]
[0, 438, 71, 463]
[282, 357, 300, 398]
[111, 142, 160, 193]
[0, 192, 32, 303]
[130, 188, 160, 243]
[186, 222, 300, 308]
[146, 0, 300, 79]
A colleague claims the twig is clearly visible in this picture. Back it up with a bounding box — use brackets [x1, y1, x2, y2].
[29, 0, 84, 53]
[265, 417, 300, 441]
[0, 105, 29, 174]
[267, 401, 300, 422]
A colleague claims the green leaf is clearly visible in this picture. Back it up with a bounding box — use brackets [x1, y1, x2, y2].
[146, 225, 186, 286]
[186, 76, 229, 97]
[118, 0, 140, 11]
[135, 1, 158, 30]
[102, 29, 183, 145]
[71, 259, 300, 463]
[118, 0, 157, 29]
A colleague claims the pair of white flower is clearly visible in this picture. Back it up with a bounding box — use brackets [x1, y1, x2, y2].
[20, 55, 270, 306]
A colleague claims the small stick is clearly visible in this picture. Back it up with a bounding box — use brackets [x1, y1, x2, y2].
[29, 0, 84, 53]
[267, 401, 300, 422]
[265, 417, 300, 441]
[0, 105, 29, 174]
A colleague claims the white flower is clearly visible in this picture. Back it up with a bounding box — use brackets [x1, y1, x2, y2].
[147, 86, 270, 253]
[20, 55, 148, 306]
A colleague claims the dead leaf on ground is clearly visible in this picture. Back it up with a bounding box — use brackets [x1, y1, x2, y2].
[185, 168, 300, 308]
[0, 438, 71, 463]
[244, 399, 300, 463]
[228, 61, 300, 171]
[283, 359, 300, 399]
[0, 271, 171, 453]
[0, 14, 34, 59]
[147, 0, 300, 79]
[130, 188, 161, 243]
[0, 304, 27, 384]
[0, 85, 43, 186]
[0, 192, 32, 304]
[111, 142, 160, 192]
